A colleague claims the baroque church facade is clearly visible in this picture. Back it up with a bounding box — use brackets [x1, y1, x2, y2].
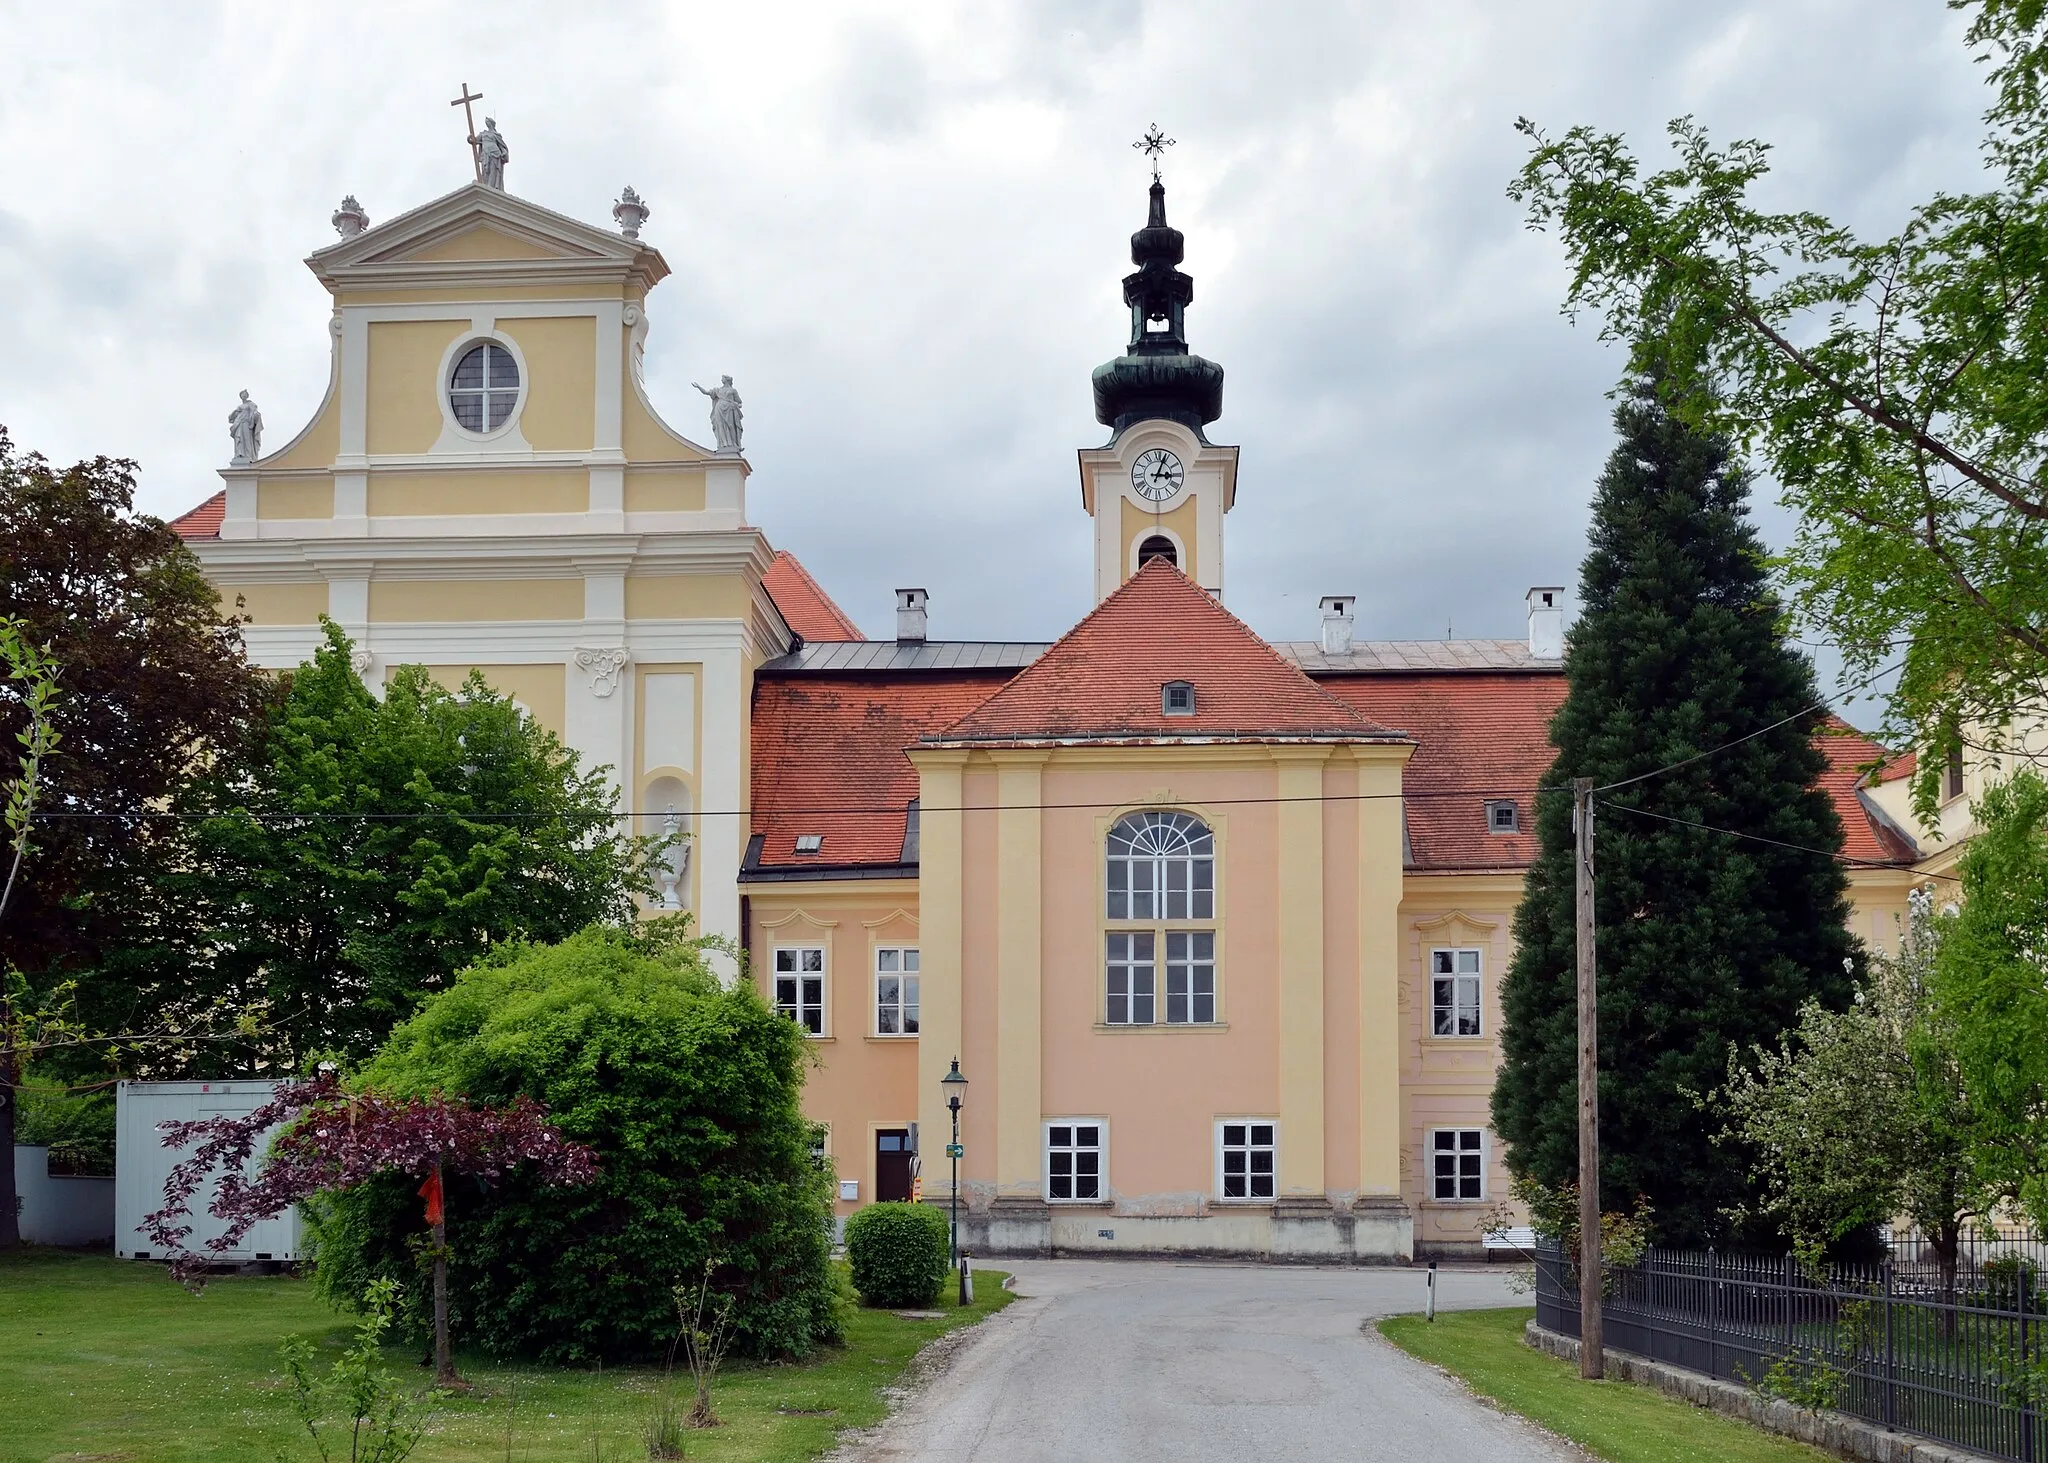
[174, 162, 1939, 1261]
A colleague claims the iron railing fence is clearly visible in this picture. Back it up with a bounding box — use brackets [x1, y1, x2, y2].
[1536, 1243, 2046, 1462]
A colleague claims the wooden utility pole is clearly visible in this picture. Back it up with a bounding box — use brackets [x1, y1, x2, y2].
[1575, 777, 1604, 1379]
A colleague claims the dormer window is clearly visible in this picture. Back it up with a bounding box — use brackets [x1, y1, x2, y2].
[794, 834, 823, 855]
[1162, 681, 1196, 717]
[1485, 799, 1519, 834]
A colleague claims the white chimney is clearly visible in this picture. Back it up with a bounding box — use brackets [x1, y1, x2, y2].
[1527, 586, 1565, 659]
[1318, 595, 1357, 656]
[895, 588, 929, 643]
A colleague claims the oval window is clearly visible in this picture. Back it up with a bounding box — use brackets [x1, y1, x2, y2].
[448, 342, 520, 432]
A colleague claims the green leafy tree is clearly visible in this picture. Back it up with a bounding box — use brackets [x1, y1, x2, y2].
[1718, 896, 1987, 1290]
[1491, 372, 1861, 1245]
[165, 621, 658, 1065]
[306, 924, 842, 1364]
[1936, 768, 2048, 1226]
[1505, 0, 2048, 818]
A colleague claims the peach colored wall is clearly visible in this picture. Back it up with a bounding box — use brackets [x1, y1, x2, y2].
[747, 885, 920, 1218]
[957, 767, 1001, 1191]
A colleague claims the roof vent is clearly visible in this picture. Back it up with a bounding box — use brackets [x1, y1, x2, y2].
[895, 588, 928, 644]
[1527, 587, 1565, 660]
[1318, 595, 1356, 656]
[794, 834, 823, 855]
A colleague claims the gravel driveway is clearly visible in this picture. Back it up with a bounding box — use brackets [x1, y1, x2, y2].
[838, 1258, 1575, 1462]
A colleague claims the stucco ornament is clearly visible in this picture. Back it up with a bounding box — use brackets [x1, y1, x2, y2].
[575, 646, 629, 697]
[692, 375, 743, 454]
[349, 647, 374, 677]
[331, 195, 370, 238]
[227, 391, 263, 465]
[475, 117, 509, 190]
[612, 186, 649, 239]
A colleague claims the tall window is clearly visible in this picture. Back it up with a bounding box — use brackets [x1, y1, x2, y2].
[448, 342, 520, 432]
[1217, 1121, 1276, 1201]
[1105, 811, 1217, 1026]
[875, 947, 919, 1035]
[1431, 1129, 1486, 1201]
[1431, 949, 1482, 1037]
[1046, 1122, 1104, 1201]
[772, 947, 824, 1035]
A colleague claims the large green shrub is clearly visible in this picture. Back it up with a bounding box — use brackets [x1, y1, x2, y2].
[844, 1202, 950, 1307]
[306, 923, 842, 1363]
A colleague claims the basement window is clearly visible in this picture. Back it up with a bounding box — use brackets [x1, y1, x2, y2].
[794, 834, 823, 855]
[1162, 681, 1196, 716]
[1485, 800, 1519, 834]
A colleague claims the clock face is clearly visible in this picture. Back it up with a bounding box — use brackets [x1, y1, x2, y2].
[1132, 448, 1185, 501]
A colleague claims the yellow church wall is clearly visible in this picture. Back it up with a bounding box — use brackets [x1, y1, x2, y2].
[337, 283, 626, 308]
[367, 319, 468, 454]
[256, 478, 336, 520]
[1320, 763, 1363, 1200]
[264, 391, 341, 471]
[221, 581, 330, 625]
[1847, 866, 1919, 955]
[621, 340, 706, 460]
[368, 578, 584, 623]
[402, 226, 566, 263]
[367, 470, 587, 517]
[624, 573, 750, 621]
[1120, 495, 1199, 582]
[957, 764, 1002, 1202]
[623, 469, 707, 512]
[496, 316, 596, 451]
[406, 663, 568, 737]
[746, 886, 922, 1218]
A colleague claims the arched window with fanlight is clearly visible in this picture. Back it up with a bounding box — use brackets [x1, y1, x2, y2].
[1104, 810, 1217, 1026]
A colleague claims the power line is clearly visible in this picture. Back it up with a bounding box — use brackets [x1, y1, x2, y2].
[1594, 797, 1954, 881]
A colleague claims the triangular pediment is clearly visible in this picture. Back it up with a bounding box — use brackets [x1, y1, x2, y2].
[308, 182, 667, 292]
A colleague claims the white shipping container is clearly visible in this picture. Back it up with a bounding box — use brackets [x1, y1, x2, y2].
[115, 1080, 304, 1263]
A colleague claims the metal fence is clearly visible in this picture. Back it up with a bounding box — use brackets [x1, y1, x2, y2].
[1535, 1242, 2047, 1461]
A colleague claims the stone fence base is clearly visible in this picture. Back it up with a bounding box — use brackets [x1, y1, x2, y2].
[1524, 1321, 1998, 1463]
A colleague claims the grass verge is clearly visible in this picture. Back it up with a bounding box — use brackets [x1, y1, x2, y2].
[1378, 1306, 1829, 1463]
[1, 1247, 1011, 1463]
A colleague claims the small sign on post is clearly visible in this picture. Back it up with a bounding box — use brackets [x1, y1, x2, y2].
[945, 1142, 964, 1159]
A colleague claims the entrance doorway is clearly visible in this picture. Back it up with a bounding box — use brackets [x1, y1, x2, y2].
[875, 1129, 913, 1203]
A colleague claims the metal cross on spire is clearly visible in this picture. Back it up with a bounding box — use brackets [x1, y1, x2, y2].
[450, 82, 485, 181]
[1133, 123, 1176, 181]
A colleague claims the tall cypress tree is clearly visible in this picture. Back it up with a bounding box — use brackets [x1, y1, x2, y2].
[1491, 374, 1859, 1246]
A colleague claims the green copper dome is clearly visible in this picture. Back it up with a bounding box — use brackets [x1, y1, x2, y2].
[1091, 179, 1225, 438]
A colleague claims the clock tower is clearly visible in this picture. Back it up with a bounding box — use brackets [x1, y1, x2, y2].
[1078, 173, 1238, 602]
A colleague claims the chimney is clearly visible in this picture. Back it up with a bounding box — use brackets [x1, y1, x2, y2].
[895, 588, 929, 643]
[1318, 595, 1357, 656]
[1527, 586, 1565, 659]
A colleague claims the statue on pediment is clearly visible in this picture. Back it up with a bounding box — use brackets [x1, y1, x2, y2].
[228, 391, 263, 465]
[476, 117, 509, 190]
[693, 375, 743, 454]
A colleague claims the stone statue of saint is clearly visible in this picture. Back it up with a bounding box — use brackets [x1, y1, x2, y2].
[227, 390, 263, 465]
[475, 117, 509, 190]
[692, 375, 744, 454]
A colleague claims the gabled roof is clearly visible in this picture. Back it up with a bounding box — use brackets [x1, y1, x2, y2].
[168, 491, 225, 541]
[1819, 719, 1921, 864]
[929, 558, 1404, 745]
[762, 552, 864, 643]
[760, 640, 1048, 673]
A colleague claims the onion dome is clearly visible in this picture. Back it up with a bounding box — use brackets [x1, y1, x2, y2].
[1090, 179, 1225, 438]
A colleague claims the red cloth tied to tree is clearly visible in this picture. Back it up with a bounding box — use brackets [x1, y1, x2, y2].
[419, 1168, 444, 1227]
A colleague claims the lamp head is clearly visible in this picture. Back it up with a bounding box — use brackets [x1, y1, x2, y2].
[941, 1056, 968, 1112]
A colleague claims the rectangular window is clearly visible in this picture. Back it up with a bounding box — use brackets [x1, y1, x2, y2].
[1431, 1128, 1486, 1201]
[772, 947, 825, 1035]
[1945, 742, 1966, 801]
[1431, 948, 1482, 1037]
[874, 947, 920, 1035]
[1046, 1122, 1103, 1202]
[1218, 1120, 1276, 1201]
[1106, 933, 1156, 1024]
[1165, 931, 1216, 1023]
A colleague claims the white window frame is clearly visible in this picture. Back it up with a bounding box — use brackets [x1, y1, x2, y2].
[441, 336, 529, 440]
[1215, 1119, 1277, 1203]
[772, 946, 826, 1036]
[1430, 948, 1484, 1038]
[1429, 1127, 1488, 1202]
[1105, 931, 1156, 1025]
[1485, 799, 1519, 834]
[1044, 1119, 1106, 1203]
[873, 946, 919, 1037]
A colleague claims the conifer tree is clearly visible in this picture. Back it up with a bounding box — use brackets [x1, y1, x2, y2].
[1491, 373, 1860, 1245]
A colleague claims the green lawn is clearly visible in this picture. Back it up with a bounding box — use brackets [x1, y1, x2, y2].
[0, 1248, 1011, 1463]
[1378, 1307, 1830, 1463]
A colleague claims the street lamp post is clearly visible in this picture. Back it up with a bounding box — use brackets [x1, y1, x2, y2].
[941, 1058, 968, 1266]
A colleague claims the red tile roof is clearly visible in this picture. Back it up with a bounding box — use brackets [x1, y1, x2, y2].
[932, 559, 1404, 745]
[1318, 672, 1568, 871]
[747, 672, 1013, 871]
[1818, 718, 1920, 864]
[167, 491, 225, 541]
[763, 551, 864, 643]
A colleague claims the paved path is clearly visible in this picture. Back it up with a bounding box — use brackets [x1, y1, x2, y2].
[841, 1259, 1575, 1462]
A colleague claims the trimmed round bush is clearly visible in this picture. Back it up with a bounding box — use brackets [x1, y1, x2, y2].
[844, 1201, 951, 1307]
[306, 924, 843, 1363]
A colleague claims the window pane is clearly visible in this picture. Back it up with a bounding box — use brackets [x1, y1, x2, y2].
[452, 395, 484, 431]
[802, 949, 823, 972]
[903, 977, 919, 1033]
[877, 1006, 898, 1035]
[776, 949, 797, 972]
[1434, 1131, 1455, 1151]
[1457, 980, 1481, 1036]
[1432, 979, 1455, 1037]
[1132, 932, 1154, 960]
[485, 344, 517, 386]
[1050, 1126, 1071, 1147]
[1458, 950, 1481, 974]
[487, 390, 515, 429]
[878, 975, 898, 1007]
[1460, 1130, 1483, 1151]
[1167, 988, 1187, 1024]
[1433, 949, 1453, 975]
[452, 347, 487, 390]
[775, 977, 796, 1006]
[878, 949, 898, 973]
[1223, 1124, 1245, 1147]
[801, 977, 822, 1005]
[1250, 1124, 1273, 1146]
[1108, 991, 1127, 1024]
[1076, 1125, 1099, 1147]
[903, 950, 919, 972]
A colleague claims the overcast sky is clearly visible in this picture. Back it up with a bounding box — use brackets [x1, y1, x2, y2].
[0, 0, 1994, 710]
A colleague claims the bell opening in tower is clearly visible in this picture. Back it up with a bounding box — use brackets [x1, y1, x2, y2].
[1138, 534, 1178, 568]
